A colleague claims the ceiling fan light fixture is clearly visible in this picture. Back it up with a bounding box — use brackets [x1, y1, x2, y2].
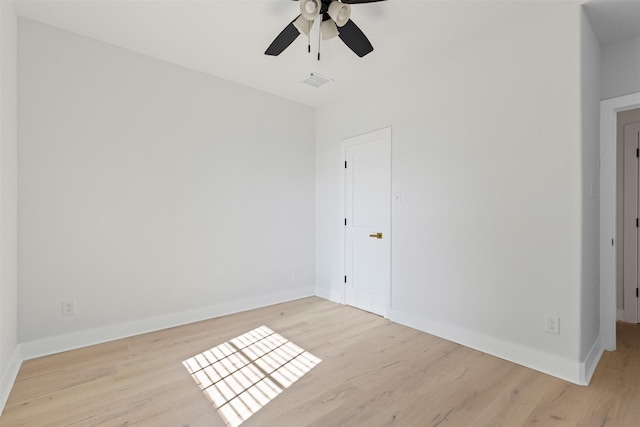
[328, 1, 351, 27]
[300, 0, 322, 20]
[265, 0, 379, 58]
[293, 15, 314, 36]
[321, 19, 340, 40]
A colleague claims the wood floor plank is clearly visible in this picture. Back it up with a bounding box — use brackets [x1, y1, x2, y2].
[1, 297, 639, 427]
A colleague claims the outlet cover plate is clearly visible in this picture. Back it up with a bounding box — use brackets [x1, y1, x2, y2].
[62, 300, 76, 316]
[545, 314, 559, 335]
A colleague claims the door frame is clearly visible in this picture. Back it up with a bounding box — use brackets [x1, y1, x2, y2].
[340, 126, 392, 314]
[601, 92, 640, 351]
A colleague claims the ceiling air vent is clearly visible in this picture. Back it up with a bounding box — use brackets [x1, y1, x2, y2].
[302, 72, 334, 88]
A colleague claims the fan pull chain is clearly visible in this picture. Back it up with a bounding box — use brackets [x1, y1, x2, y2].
[318, 22, 321, 61]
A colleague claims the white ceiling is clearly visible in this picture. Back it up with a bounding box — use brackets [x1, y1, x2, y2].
[13, 0, 640, 108]
[583, 0, 640, 45]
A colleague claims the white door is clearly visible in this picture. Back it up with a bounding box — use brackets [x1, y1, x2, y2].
[344, 128, 391, 316]
[623, 122, 640, 324]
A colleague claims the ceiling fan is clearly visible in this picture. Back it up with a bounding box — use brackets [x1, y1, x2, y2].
[265, 0, 386, 59]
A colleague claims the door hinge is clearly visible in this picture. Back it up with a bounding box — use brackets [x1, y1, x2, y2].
[636, 148, 639, 158]
[345, 218, 347, 226]
[344, 161, 347, 169]
[344, 275, 347, 283]
[637, 287, 639, 298]
[636, 218, 638, 228]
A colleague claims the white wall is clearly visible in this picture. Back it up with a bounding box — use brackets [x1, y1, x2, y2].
[316, 2, 589, 382]
[18, 19, 315, 347]
[0, 0, 19, 412]
[579, 8, 601, 363]
[601, 34, 640, 100]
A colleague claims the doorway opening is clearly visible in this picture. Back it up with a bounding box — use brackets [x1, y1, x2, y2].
[617, 108, 640, 324]
[601, 93, 640, 351]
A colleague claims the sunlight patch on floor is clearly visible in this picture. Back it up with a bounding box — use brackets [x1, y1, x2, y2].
[183, 325, 321, 427]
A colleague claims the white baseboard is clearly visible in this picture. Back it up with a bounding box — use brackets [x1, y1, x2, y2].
[0, 345, 22, 416]
[315, 286, 343, 304]
[388, 308, 588, 386]
[580, 335, 604, 385]
[20, 286, 315, 361]
[617, 308, 624, 321]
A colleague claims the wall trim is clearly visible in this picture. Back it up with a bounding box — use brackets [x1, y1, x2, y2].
[0, 345, 22, 416]
[580, 334, 604, 385]
[617, 309, 624, 321]
[20, 286, 314, 361]
[601, 91, 640, 351]
[315, 285, 344, 304]
[388, 308, 588, 386]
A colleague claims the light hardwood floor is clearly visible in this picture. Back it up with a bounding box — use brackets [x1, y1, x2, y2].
[1, 297, 638, 426]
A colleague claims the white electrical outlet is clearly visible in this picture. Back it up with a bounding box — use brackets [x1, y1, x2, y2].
[545, 314, 559, 335]
[62, 300, 76, 316]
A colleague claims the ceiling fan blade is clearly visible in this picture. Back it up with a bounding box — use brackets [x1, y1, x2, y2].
[338, 19, 374, 57]
[340, 0, 387, 4]
[265, 17, 301, 56]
